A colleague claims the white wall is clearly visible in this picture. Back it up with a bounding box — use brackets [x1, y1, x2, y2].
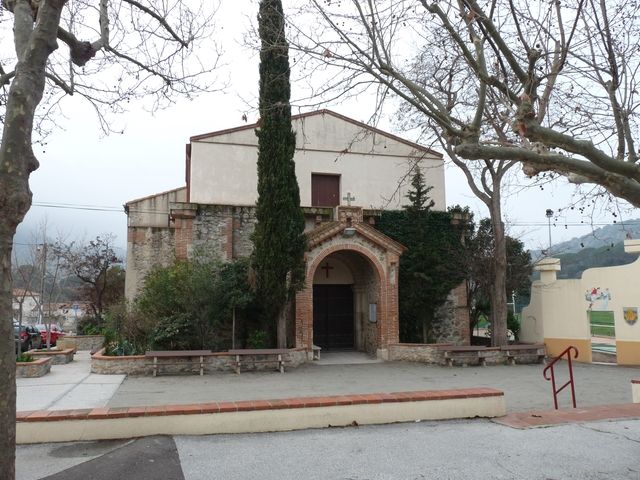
[189, 112, 445, 210]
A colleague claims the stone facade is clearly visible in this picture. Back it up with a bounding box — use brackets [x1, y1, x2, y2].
[124, 110, 470, 359]
[126, 202, 259, 300]
[431, 283, 470, 346]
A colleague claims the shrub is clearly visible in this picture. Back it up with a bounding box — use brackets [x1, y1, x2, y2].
[135, 257, 255, 351]
[16, 353, 34, 363]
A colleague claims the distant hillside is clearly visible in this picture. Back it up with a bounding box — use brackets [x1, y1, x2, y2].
[529, 219, 640, 279]
[555, 242, 637, 279]
[549, 220, 640, 255]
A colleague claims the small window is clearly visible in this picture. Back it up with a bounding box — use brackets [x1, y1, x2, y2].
[311, 174, 340, 207]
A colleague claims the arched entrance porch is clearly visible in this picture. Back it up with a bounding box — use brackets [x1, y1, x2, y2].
[294, 213, 404, 359]
[311, 250, 381, 353]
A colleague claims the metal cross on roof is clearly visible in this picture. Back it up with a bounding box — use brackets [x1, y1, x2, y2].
[342, 192, 356, 206]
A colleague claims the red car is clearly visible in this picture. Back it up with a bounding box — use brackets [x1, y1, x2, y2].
[34, 324, 64, 347]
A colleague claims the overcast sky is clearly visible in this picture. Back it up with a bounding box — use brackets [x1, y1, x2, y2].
[11, 2, 640, 257]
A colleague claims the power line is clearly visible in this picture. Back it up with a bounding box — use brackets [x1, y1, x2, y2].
[27, 200, 640, 228]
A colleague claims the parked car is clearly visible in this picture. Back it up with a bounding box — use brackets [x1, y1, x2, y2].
[13, 324, 43, 352]
[34, 323, 64, 347]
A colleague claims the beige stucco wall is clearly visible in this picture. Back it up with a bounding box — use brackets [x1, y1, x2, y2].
[126, 187, 187, 228]
[189, 112, 445, 210]
[521, 243, 640, 364]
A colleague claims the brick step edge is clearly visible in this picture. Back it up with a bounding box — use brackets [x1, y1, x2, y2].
[18, 388, 503, 422]
[494, 403, 640, 429]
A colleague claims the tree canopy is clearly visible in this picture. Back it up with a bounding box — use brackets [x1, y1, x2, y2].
[293, 0, 640, 206]
[377, 168, 467, 343]
[0, 1, 222, 476]
[252, 0, 306, 348]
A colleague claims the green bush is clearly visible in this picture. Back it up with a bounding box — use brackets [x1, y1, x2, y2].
[134, 257, 255, 351]
[16, 353, 34, 363]
[247, 330, 268, 349]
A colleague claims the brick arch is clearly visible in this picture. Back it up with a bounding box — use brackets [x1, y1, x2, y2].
[295, 241, 396, 354]
[306, 243, 386, 291]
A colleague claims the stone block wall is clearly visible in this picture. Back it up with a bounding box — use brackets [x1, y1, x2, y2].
[432, 283, 470, 346]
[91, 348, 309, 375]
[388, 343, 448, 364]
[126, 204, 259, 301]
[60, 335, 105, 351]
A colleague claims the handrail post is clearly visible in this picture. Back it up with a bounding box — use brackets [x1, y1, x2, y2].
[543, 345, 579, 410]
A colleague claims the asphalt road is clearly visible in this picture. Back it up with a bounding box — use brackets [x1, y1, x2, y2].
[16, 417, 640, 480]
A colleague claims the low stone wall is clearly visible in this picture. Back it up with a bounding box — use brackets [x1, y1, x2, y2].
[60, 335, 105, 351]
[633, 380, 640, 404]
[389, 343, 546, 366]
[16, 357, 52, 378]
[29, 348, 75, 365]
[388, 343, 451, 364]
[91, 348, 309, 375]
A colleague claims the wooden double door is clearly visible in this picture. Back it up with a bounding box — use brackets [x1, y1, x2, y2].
[313, 284, 354, 350]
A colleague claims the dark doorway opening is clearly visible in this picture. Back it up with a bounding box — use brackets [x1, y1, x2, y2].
[313, 284, 354, 350]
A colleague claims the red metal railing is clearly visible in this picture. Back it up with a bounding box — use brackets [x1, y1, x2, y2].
[543, 346, 579, 409]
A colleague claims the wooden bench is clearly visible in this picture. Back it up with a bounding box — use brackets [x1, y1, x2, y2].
[440, 346, 491, 367]
[228, 349, 288, 374]
[500, 344, 546, 365]
[145, 350, 213, 377]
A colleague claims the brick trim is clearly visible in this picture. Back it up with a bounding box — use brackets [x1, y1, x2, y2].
[17, 388, 503, 422]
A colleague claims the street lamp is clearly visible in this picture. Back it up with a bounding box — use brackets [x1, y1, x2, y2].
[545, 209, 554, 257]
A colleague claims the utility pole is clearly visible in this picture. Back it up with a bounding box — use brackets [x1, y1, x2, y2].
[38, 243, 47, 324]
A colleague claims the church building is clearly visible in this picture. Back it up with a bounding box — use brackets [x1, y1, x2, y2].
[124, 110, 464, 359]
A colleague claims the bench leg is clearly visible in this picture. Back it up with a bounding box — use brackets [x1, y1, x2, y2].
[445, 357, 453, 367]
[200, 355, 204, 376]
[278, 354, 284, 373]
[479, 357, 487, 367]
[235, 354, 241, 374]
[153, 357, 157, 377]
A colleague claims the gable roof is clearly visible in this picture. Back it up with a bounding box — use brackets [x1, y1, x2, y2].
[306, 221, 405, 255]
[189, 109, 442, 158]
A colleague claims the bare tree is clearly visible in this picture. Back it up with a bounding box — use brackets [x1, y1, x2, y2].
[289, 0, 640, 343]
[0, 1, 221, 476]
[54, 234, 121, 321]
[295, 0, 640, 203]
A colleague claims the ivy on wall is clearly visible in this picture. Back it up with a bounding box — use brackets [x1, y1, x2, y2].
[377, 208, 468, 343]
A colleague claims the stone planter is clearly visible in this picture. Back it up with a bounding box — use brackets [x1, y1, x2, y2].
[60, 335, 105, 352]
[29, 348, 76, 364]
[16, 357, 52, 378]
[91, 347, 309, 375]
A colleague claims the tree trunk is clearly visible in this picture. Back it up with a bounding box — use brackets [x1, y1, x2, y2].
[0, 2, 66, 477]
[276, 301, 288, 349]
[488, 198, 509, 347]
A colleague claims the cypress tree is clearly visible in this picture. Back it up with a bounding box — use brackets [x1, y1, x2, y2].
[253, 0, 306, 348]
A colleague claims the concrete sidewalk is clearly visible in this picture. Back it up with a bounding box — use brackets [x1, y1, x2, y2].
[16, 418, 640, 480]
[108, 356, 640, 412]
[17, 351, 125, 411]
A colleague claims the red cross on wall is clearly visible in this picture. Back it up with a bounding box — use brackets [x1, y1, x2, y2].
[321, 262, 334, 279]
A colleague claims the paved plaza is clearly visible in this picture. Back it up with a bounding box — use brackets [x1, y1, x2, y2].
[14, 352, 640, 479]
